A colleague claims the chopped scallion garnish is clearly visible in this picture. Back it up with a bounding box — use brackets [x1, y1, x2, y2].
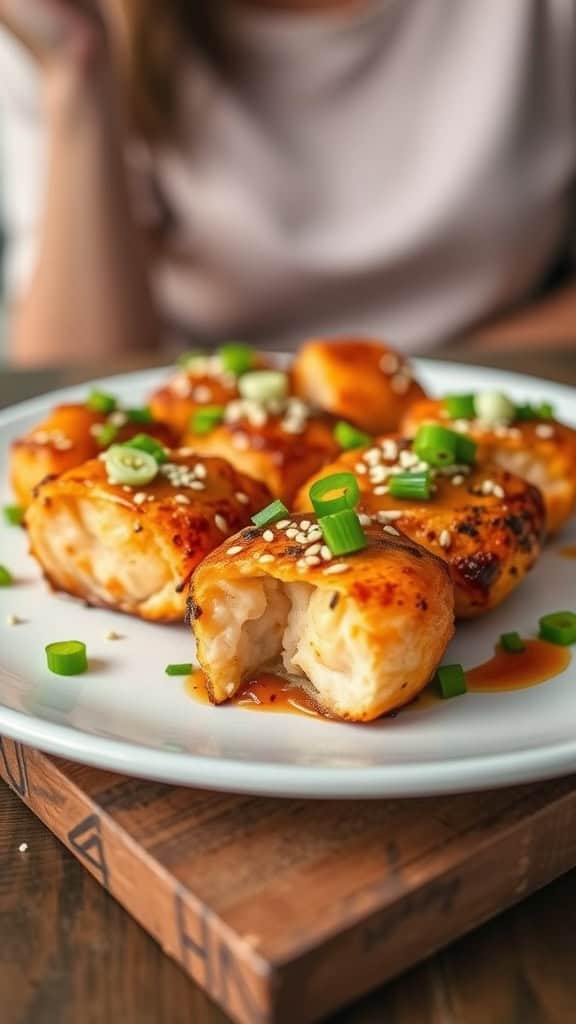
[334, 421, 372, 451]
[0, 565, 13, 586]
[122, 434, 167, 464]
[454, 434, 477, 465]
[3, 504, 24, 527]
[538, 611, 576, 646]
[165, 663, 194, 676]
[102, 445, 159, 486]
[238, 371, 288, 404]
[389, 471, 431, 501]
[190, 405, 225, 435]
[474, 390, 516, 425]
[309, 472, 360, 516]
[515, 401, 555, 422]
[499, 631, 526, 653]
[219, 343, 254, 376]
[319, 508, 367, 556]
[93, 422, 119, 448]
[125, 406, 153, 424]
[45, 640, 87, 676]
[251, 499, 289, 528]
[87, 390, 117, 414]
[413, 424, 458, 467]
[443, 394, 476, 420]
[436, 664, 467, 699]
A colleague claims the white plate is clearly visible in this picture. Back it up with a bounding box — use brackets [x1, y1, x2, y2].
[1, 360, 575, 798]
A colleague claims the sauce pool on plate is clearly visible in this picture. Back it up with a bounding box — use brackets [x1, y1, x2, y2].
[186, 670, 324, 717]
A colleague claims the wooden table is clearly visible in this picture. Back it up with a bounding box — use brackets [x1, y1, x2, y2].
[2, 346, 576, 1024]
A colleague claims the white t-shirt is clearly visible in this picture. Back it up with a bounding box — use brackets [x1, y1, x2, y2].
[0, 0, 575, 352]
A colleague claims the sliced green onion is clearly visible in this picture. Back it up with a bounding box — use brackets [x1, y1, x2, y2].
[45, 640, 87, 676]
[125, 406, 153, 424]
[122, 433, 168, 464]
[454, 434, 477, 465]
[87, 389, 117, 414]
[443, 394, 476, 420]
[319, 508, 367, 556]
[93, 422, 119, 448]
[190, 405, 225, 435]
[165, 662, 194, 676]
[219, 342, 254, 376]
[515, 401, 555, 422]
[309, 472, 360, 516]
[0, 565, 13, 586]
[102, 445, 159, 486]
[177, 349, 205, 369]
[3, 504, 24, 526]
[474, 390, 516, 425]
[389, 471, 431, 501]
[413, 424, 458, 467]
[334, 421, 372, 451]
[500, 631, 526, 653]
[251, 499, 289, 527]
[238, 371, 289, 404]
[436, 664, 467, 699]
[538, 611, 576, 646]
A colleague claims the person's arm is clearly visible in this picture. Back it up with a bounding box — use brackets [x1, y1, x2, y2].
[464, 280, 576, 350]
[1, 1, 158, 366]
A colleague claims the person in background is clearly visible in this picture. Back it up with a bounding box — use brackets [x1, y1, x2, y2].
[0, 0, 574, 367]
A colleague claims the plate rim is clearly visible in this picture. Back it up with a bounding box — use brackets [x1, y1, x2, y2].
[1, 357, 575, 798]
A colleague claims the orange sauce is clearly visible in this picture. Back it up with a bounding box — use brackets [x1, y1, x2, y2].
[559, 545, 576, 559]
[466, 638, 570, 692]
[185, 669, 325, 718]
[408, 637, 570, 711]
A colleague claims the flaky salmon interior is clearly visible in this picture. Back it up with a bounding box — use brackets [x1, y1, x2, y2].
[198, 576, 435, 721]
[28, 496, 184, 621]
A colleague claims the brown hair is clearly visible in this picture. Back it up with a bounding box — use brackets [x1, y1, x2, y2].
[121, 1, 226, 139]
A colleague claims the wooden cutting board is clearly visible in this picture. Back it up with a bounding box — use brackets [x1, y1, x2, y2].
[2, 738, 576, 1024]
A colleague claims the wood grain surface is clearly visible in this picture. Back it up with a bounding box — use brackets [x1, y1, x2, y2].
[3, 741, 576, 1023]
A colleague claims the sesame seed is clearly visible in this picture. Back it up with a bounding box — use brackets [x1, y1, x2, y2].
[6, 614, 21, 626]
[379, 352, 400, 374]
[364, 448, 382, 466]
[355, 463, 368, 475]
[177, 447, 196, 457]
[481, 480, 495, 495]
[390, 373, 411, 395]
[189, 481, 205, 491]
[109, 411, 127, 427]
[214, 514, 228, 533]
[383, 524, 400, 536]
[358, 513, 372, 526]
[323, 563, 349, 575]
[286, 529, 298, 539]
[381, 439, 399, 461]
[18, 843, 28, 853]
[194, 463, 208, 479]
[300, 520, 311, 531]
[259, 553, 275, 563]
[306, 542, 322, 555]
[535, 424, 554, 439]
[399, 450, 419, 469]
[453, 419, 471, 433]
[170, 374, 193, 397]
[377, 510, 403, 522]
[146, 495, 155, 502]
[122, 485, 133, 492]
[233, 432, 250, 451]
[105, 630, 122, 641]
[262, 530, 274, 543]
[492, 484, 505, 499]
[235, 491, 249, 505]
[192, 384, 212, 403]
[174, 494, 191, 505]
[373, 485, 390, 496]
[369, 465, 389, 484]
[296, 558, 308, 570]
[439, 530, 452, 549]
[451, 475, 465, 486]
[305, 555, 321, 566]
[133, 493, 147, 505]
[295, 532, 309, 544]
[320, 546, 333, 561]
[226, 545, 243, 555]
[276, 520, 290, 529]
[306, 529, 323, 543]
